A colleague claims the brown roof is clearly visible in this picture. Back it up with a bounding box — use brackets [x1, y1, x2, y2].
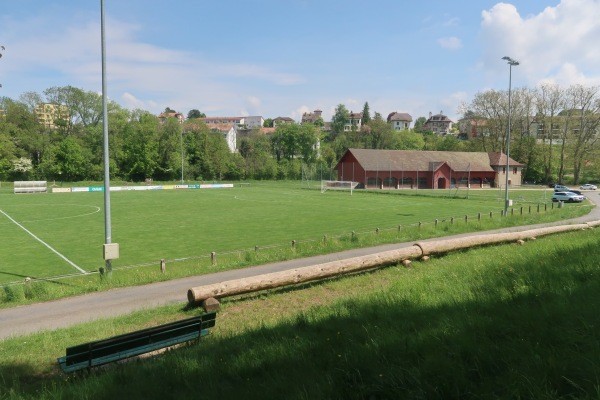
[341, 149, 523, 172]
[488, 152, 524, 167]
[387, 112, 413, 122]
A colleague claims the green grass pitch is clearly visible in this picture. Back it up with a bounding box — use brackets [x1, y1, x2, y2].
[0, 183, 549, 284]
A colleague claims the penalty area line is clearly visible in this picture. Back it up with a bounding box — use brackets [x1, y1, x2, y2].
[0, 209, 87, 274]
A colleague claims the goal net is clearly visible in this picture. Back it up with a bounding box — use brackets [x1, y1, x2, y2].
[320, 180, 360, 194]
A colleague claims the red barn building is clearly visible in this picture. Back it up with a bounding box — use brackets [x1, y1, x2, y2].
[335, 149, 523, 189]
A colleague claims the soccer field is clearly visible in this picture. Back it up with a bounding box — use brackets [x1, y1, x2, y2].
[0, 183, 550, 284]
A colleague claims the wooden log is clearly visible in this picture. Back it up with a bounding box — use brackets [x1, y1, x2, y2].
[187, 246, 423, 306]
[415, 223, 590, 256]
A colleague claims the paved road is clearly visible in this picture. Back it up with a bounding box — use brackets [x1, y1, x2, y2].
[1, 193, 599, 340]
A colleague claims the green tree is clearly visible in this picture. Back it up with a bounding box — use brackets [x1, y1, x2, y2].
[413, 116, 427, 133]
[40, 136, 88, 180]
[362, 102, 371, 125]
[331, 104, 350, 138]
[156, 116, 183, 180]
[395, 129, 425, 150]
[263, 118, 273, 127]
[120, 111, 160, 181]
[187, 109, 205, 119]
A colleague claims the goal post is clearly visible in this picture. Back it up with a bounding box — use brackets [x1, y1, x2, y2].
[320, 180, 360, 194]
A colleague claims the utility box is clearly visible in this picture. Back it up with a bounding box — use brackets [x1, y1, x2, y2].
[506, 199, 513, 208]
[103, 243, 120, 260]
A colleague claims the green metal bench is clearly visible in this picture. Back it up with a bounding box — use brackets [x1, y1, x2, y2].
[57, 312, 216, 373]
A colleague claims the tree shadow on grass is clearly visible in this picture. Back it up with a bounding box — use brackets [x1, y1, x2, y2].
[5, 239, 600, 399]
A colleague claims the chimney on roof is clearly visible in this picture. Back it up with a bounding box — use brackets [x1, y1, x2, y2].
[429, 112, 432, 118]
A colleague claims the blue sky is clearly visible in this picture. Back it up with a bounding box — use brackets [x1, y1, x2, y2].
[2, 0, 600, 123]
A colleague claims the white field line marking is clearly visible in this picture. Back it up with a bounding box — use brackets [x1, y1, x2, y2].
[0, 209, 87, 274]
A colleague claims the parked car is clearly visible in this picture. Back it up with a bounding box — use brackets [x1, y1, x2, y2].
[579, 184, 597, 190]
[552, 191, 585, 203]
[553, 184, 570, 192]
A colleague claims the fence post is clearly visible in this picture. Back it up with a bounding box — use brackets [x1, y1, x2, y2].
[160, 259, 166, 273]
[537, 204, 540, 213]
[450, 217, 454, 225]
[465, 214, 468, 223]
[255, 245, 259, 253]
[398, 225, 402, 233]
[478, 212, 481, 221]
[292, 240, 297, 249]
[211, 252, 216, 266]
[490, 211, 493, 219]
[375, 228, 379, 235]
[529, 205, 531, 214]
[435, 219, 438, 228]
[418, 222, 422, 229]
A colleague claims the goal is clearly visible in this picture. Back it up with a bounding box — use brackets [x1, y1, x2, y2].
[320, 180, 360, 194]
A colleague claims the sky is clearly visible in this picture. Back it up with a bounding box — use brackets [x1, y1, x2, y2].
[2, 0, 600, 123]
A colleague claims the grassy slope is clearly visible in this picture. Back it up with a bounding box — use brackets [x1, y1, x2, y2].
[1, 227, 599, 399]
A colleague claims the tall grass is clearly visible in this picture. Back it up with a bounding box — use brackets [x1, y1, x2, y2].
[1, 228, 599, 399]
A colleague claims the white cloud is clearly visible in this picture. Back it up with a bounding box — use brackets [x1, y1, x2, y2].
[438, 36, 463, 50]
[480, 0, 600, 88]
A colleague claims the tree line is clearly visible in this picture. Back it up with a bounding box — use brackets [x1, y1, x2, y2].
[1, 84, 599, 184]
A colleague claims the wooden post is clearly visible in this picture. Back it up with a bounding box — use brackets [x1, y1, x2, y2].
[435, 219, 438, 228]
[465, 215, 468, 223]
[160, 259, 166, 273]
[478, 212, 481, 221]
[292, 240, 297, 249]
[490, 211, 493, 219]
[450, 217, 454, 225]
[211, 252, 216, 266]
[375, 228, 379, 235]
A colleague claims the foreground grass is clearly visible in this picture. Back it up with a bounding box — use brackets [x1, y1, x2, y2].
[1, 228, 599, 399]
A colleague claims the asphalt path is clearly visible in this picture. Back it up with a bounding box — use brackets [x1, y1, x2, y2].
[1, 192, 599, 340]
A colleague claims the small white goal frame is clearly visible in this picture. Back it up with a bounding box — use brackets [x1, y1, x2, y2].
[320, 180, 360, 194]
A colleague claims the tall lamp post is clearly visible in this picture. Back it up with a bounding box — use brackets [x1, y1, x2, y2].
[502, 56, 519, 216]
[101, 0, 119, 275]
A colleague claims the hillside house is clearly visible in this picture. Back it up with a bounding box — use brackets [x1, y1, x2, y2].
[424, 111, 454, 135]
[387, 112, 413, 130]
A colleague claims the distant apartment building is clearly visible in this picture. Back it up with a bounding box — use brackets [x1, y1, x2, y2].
[424, 111, 453, 135]
[35, 103, 70, 129]
[387, 112, 413, 130]
[243, 116, 264, 129]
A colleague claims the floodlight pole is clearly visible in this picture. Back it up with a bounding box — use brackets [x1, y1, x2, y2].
[101, 0, 118, 275]
[180, 129, 184, 184]
[502, 56, 519, 216]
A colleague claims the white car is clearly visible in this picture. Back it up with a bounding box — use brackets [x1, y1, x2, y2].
[579, 184, 597, 190]
[552, 192, 585, 203]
